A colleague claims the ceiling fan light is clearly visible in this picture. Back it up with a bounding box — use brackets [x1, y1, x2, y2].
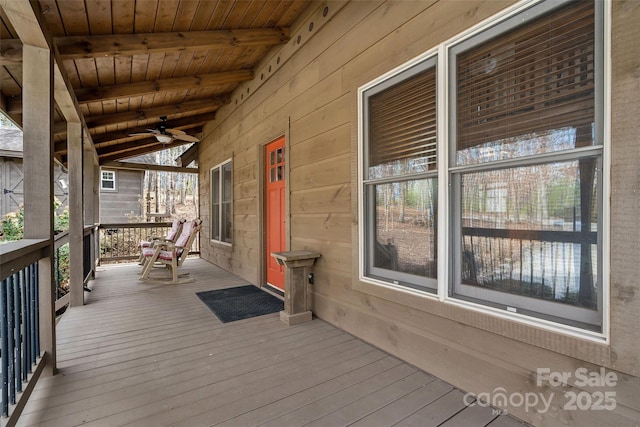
[155, 134, 173, 144]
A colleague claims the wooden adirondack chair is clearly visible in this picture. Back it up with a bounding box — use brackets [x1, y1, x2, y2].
[137, 218, 185, 264]
[139, 219, 202, 284]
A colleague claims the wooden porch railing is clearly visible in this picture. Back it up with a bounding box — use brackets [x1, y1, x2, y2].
[0, 225, 99, 423]
[52, 226, 98, 314]
[0, 239, 47, 419]
[98, 222, 200, 264]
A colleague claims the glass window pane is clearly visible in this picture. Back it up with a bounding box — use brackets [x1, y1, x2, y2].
[211, 169, 220, 240]
[222, 202, 232, 243]
[460, 159, 598, 309]
[367, 65, 437, 179]
[456, 126, 595, 166]
[372, 178, 438, 279]
[222, 162, 232, 202]
[211, 202, 220, 241]
[212, 169, 220, 201]
[454, 1, 596, 165]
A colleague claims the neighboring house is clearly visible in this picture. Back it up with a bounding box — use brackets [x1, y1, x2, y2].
[198, 1, 639, 426]
[0, 127, 68, 217]
[98, 167, 143, 223]
[99, 149, 198, 224]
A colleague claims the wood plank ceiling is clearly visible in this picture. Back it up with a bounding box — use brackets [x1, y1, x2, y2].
[0, 0, 310, 164]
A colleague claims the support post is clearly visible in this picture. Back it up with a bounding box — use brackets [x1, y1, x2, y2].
[271, 250, 321, 326]
[22, 43, 56, 376]
[68, 122, 84, 307]
[84, 147, 99, 272]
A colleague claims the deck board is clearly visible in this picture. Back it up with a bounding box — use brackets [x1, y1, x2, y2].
[15, 259, 528, 427]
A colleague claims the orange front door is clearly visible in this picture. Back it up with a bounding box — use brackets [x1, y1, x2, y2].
[265, 137, 286, 290]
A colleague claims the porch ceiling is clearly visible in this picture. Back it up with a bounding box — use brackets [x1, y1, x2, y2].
[0, 0, 310, 165]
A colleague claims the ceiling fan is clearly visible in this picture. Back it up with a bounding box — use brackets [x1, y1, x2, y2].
[129, 116, 199, 144]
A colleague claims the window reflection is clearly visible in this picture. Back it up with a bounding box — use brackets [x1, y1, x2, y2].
[456, 127, 595, 166]
[373, 179, 438, 279]
[460, 159, 598, 309]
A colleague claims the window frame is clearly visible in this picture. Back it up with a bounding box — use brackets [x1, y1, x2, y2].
[210, 159, 233, 246]
[357, 0, 609, 338]
[100, 170, 116, 191]
[447, 0, 605, 333]
[359, 54, 439, 294]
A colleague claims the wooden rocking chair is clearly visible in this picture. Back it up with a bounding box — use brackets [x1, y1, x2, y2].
[137, 218, 185, 264]
[139, 219, 202, 284]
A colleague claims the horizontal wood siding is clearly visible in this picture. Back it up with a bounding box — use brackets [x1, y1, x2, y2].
[198, 1, 640, 425]
[609, 0, 640, 393]
[99, 169, 143, 223]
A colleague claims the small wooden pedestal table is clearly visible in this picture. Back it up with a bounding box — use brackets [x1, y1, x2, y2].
[270, 250, 321, 326]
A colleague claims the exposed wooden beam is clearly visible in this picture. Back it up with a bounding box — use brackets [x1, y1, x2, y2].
[81, 97, 225, 129]
[97, 138, 195, 163]
[177, 142, 199, 167]
[62, 127, 202, 161]
[0, 2, 50, 48]
[0, 39, 22, 65]
[95, 133, 198, 157]
[5, 96, 22, 115]
[92, 120, 206, 147]
[55, 127, 203, 154]
[101, 161, 199, 174]
[75, 70, 253, 104]
[55, 117, 208, 153]
[0, 94, 22, 127]
[0, 1, 81, 124]
[55, 28, 289, 60]
[60, 140, 155, 165]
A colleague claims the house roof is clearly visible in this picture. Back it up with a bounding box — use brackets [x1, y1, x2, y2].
[0, 127, 23, 157]
[0, 1, 311, 166]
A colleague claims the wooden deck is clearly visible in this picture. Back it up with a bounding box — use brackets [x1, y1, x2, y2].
[15, 259, 528, 427]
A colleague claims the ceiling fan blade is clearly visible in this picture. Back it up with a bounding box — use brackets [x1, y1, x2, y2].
[172, 134, 199, 143]
[129, 128, 160, 136]
[165, 128, 186, 136]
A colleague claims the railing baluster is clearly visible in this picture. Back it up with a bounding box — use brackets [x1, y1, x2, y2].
[7, 275, 15, 405]
[22, 268, 30, 378]
[0, 251, 45, 419]
[33, 262, 40, 359]
[14, 272, 22, 393]
[1, 277, 9, 417]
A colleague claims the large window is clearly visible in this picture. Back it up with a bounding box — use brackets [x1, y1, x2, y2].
[361, 57, 438, 292]
[449, 0, 603, 331]
[100, 170, 116, 191]
[360, 0, 604, 333]
[210, 159, 232, 244]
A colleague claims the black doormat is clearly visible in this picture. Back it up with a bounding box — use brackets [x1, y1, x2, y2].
[196, 285, 284, 323]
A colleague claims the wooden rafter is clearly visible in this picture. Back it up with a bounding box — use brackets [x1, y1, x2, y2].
[94, 127, 203, 157]
[0, 39, 22, 65]
[92, 116, 208, 147]
[74, 69, 253, 103]
[0, 1, 84, 126]
[100, 161, 198, 174]
[2, 1, 312, 164]
[3, 96, 22, 114]
[81, 97, 226, 129]
[55, 28, 289, 60]
[96, 138, 197, 164]
[55, 113, 212, 153]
